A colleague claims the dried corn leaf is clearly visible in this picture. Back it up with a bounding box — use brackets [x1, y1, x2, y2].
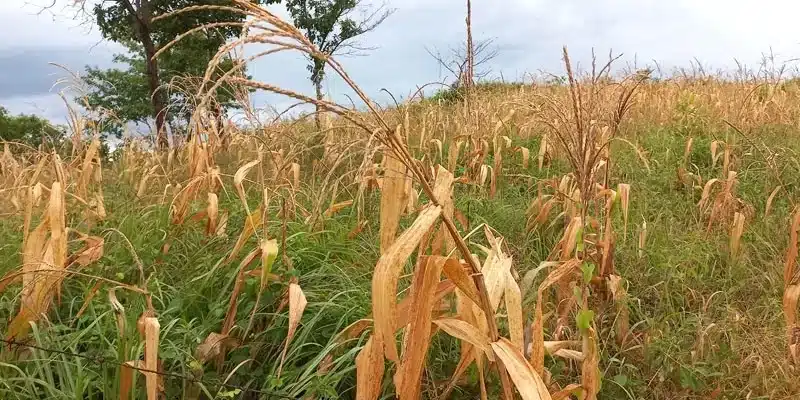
[433, 318, 492, 360]
[372, 204, 442, 363]
[143, 317, 160, 400]
[225, 204, 264, 264]
[278, 283, 307, 377]
[233, 159, 260, 208]
[730, 212, 745, 260]
[442, 258, 481, 306]
[356, 336, 384, 400]
[380, 148, 410, 253]
[491, 338, 552, 400]
[618, 183, 630, 239]
[765, 186, 782, 218]
[324, 200, 354, 217]
[581, 327, 600, 400]
[206, 193, 219, 236]
[195, 332, 239, 364]
[531, 258, 580, 374]
[505, 269, 524, 352]
[395, 256, 446, 399]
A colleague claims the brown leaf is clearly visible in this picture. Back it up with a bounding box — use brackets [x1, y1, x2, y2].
[505, 269, 525, 352]
[356, 336, 384, 400]
[195, 332, 239, 364]
[433, 318, 492, 360]
[372, 204, 442, 363]
[442, 258, 481, 306]
[581, 327, 600, 400]
[324, 200, 354, 217]
[74, 281, 103, 321]
[379, 147, 410, 253]
[395, 256, 446, 399]
[491, 338, 552, 400]
[278, 283, 307, 377]
[143, 317, 160, 400]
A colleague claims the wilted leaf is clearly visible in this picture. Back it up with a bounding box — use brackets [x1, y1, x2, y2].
[195, 333, 239, 364]
[433, 318, 492, 360]
[442, 258, 481, 306]
[356, 336, 384, 400]
[372, 204, 442, 363]
[505, 270, 524, 352]
[278, 283, 307, 377]
[225, 204, 264, 264]
[395, 256, 446, 399]
[491, 338, 552, 400]
[380, 147, 411, 253]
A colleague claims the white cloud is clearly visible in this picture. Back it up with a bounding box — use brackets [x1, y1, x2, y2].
[1, 0, 798, 121]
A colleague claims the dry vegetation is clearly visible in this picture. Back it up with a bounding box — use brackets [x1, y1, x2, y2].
[2, 2, 800, 399]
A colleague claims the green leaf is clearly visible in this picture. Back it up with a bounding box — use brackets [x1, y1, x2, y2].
[581, 261, 595, 284]
[613, 374, 629, 386]
[576, 309, 594, 332]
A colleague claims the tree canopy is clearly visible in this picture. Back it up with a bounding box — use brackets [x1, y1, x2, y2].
[283, 0, 392, 126]
[80, 0, 275, 145]
[0, 107, 63, 148]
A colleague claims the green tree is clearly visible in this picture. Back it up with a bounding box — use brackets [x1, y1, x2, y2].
[0, 107, 64, 148]
[284, 0, 393, 128]
[73, 0, 275, 148]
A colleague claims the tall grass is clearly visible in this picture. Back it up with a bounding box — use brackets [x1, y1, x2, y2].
[1, 2, 800, 399]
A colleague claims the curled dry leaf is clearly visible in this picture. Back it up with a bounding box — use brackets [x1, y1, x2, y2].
[225, 204, 264, 264]
[765, 185, 782, 218]
[70, 235, 104, 268]
[324, 200, 354, 217]
[277, 283, 307, 377]
[233, 159, 260, 209]
[434, 318, 493, 361]
[195, 332, 239, 364]
[395, 256, 446, 399]
[372, 204, 442, 363]
[442, 258, 481, 306]
[491, 338, 552, 400]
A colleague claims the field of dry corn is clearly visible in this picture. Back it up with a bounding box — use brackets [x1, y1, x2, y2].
[2, 7, 800, 400]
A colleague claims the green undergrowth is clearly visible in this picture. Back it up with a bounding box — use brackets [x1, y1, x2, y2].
[1, 122, 800, 399]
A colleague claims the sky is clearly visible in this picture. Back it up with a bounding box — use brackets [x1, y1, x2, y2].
[2, 0, 800, 124]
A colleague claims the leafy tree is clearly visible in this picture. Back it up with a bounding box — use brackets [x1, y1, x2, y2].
[283, 0, 393, 128]
[0, 107, 64, 148]
[73, 0, 274, 148]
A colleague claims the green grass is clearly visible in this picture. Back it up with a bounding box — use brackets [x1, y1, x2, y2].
[1, 122, 799, 399]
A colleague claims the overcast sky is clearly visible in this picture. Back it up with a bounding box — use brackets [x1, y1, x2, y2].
[2, 0, 800, 124]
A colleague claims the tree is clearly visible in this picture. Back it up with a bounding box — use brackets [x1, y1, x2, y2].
[0, 107, 64, 148]
[74, 0, 274, 148]
[283, 0, 393, 128]
[427, 38, 499, 90]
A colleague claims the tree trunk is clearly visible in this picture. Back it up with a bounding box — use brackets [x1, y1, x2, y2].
[122, 0, 169, 150]
[314, 79, 323, 130]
